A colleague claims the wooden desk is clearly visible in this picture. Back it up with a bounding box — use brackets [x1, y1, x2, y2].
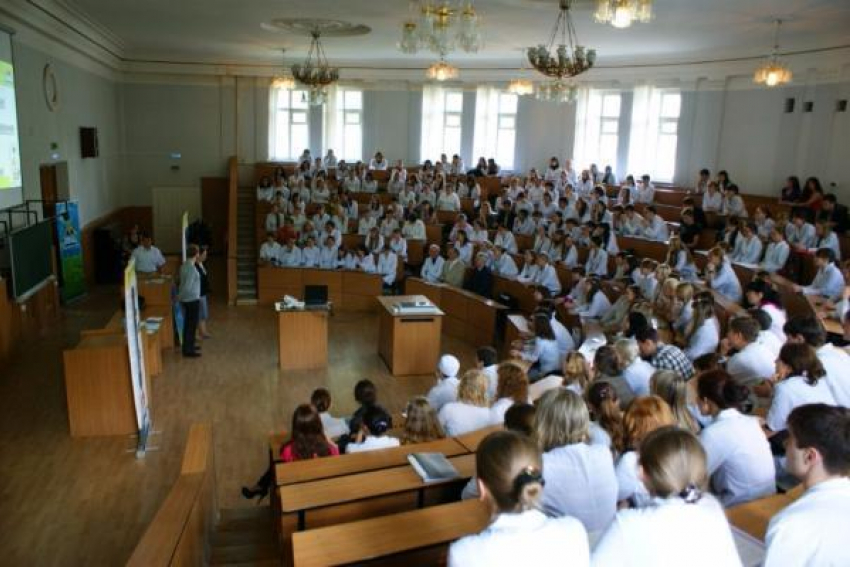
[257, 267, 382, 311]
[63, 333, 148, 437]
[292, 499, 490, 567]
[377, 295, 444, 376]
[806, 295, 844, 336]
[275, 438, 467, 486]
[278, 309, 328, 371]
[502, 313, 529, 359]
[493, 276, 537, 314]
[137, 275, 173, 306]
[454, 425, 502, 453]
[726, 486, 803, 541]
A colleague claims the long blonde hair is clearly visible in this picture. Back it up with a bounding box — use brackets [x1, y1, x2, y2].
[457, 369, 490, 407]
[401, 396, 446, 445]
[563, 352, 591, 392]
[534, 389, 591, 451]
[639, 426, 708, 500]
[650, 370, 699, 433]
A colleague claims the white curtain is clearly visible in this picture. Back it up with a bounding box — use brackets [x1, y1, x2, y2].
[268, 83, 283, 160]
[472, 86, 499, 163]
[322, 85, 341, 160]
[420, 85, 446, 163]
[572, 87, 594, 171]
[627, 85, 661, 178]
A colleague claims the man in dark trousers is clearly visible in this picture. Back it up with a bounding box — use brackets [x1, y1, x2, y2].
[179, 244, 201, 358]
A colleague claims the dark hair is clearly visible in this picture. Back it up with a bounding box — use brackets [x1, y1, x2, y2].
[476, 431, 544, 513]
[749, 308, 772, 332]
[778, 343, 826, 385]
[697, 370, 750, 411]
[532, 313, 556, 340]
[354, 379, 378, 406]
[626, 312, 650, 338]
[729, 316, 761, 343]
[504, 403, 537, 436]
[815, 248, 836, 263]
[594, 345, 621, 377]
[311, 388, 332, 413]
[635, 326, 659, 343]
[362, 405, 392, 436]
[700, 168, 710, 176]
[693, 352, 721, 373]
[290, 404, 333, 459]
[477, 346, 498, 367]
[587, 381, 624, 452]
[783, 316, 826, 347]
[823, 193, 838, 204]
[746, 279, 782, 307]
[787, 404, 850, 476]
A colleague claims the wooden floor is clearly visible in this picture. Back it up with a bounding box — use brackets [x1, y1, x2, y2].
[0, 284, 477, 566]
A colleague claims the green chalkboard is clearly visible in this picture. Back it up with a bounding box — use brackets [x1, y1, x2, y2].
[10, 220, 53, 300]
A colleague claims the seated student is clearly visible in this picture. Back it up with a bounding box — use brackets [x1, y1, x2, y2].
[516, 250, 539, 284]
[490, 363, 530, 425]
[593, 427, 742, 566]
[601, 284, 638, 334]
[466, 252, 494, 298]
[594, 346, 637, 411]
[760, 225, 791, 273]
[730, 222, 763, 264]
[722, 315, 776, 391]
[636, 327, 696, 380]
[695, 370, 775, 507]
[512, 313, 561, 381]
[704, 246, 743, 303]
[813, 220, 841, 260]
[491, 246, 519, 279]
[241, 404, 339, 501]
[354, 245, 376, 273]
[365, 226, 384, 255]
[311, 388, 348, 439]
[796, 248, 845, 302]
[300, 236, 320, 267]
[750, 308, 783, 358]
[532, 253, 562, 296]
[620, 205, 645, 236]
[131, 233, 167, 274]
[667, 236, 698, 281]
[318, 235, 338, 269]
[535, 389, 618, 535]
[357, 214, 376, 236]
[764, 404, 850, 567]
[320, 219, 342, 248]
[493, 224, 518, 254]
[337, 246, 357, 270]
[702, 180, 723, 213]
[449, 431, 590, 567]
[376, 245, 398, 288]
[634, 259, 659, 301]
[786, 210, 817, 250]
[651, 370, 699, 433]
[440, 245, 467, 288]
[765, 343, 837, 439]
[653, 275, 680, 323]
[745, 279, 787, 341]
[615, 338, 655, 397]
[346, 405, 400, 453]
[672, 282, 696, 334]
[641, 206, 669, 242]
[427, 354, 461, 411]
[278, 238, 302, 267]
[584, 236, 609, 277]
[439, 370, 494, 436]
[817, 193, 849, 234]
[264, 204, 286, 235]
[721, 183, 748, 218]
[259, 232, 282, 265]
[682, 296, 720, 361]
[401, 213, 426, 240]
[530, 351, 591, 403]
[420, 244, 445, 283]
[454, 230, 474, 266]
[400, 396, 446, 445]
[784, 315, 850, 407]
[753, 206, 775, 240]
[575, 277, 612, 320]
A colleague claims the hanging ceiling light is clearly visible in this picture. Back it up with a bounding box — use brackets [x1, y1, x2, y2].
[427, 57, 459, 81]
[527, 0, 596, 81]
[399, 1, 482, 56]
[507, 52, 534, 96]
[754, 19, 792, 87]
[271, 48, 295, 89]
[535, 80, 578, 104]
[594, 0, 652, 29]
[291, 30, 340, 106]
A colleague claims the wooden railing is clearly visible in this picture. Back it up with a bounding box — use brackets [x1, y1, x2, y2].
[126, 423, 217, 567]
[226, 156, 239, 305]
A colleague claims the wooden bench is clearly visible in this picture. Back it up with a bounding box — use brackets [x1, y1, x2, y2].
[726, 485, 803, 541]
[454, 425, 502, 452]
[292, 499, 490, 567]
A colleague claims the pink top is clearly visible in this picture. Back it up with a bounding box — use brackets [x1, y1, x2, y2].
[279, 441, 339, 463]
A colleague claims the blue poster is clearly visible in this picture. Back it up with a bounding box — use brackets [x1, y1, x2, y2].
[55, 201, 85, 302]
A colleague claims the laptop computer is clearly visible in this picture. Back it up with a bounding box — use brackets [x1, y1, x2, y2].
[304, 285, 329, 309]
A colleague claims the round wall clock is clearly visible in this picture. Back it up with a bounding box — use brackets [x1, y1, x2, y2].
[43, 63, 59, 111]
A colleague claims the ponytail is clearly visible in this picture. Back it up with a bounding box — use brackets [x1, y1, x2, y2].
[587, 381, 625, 453]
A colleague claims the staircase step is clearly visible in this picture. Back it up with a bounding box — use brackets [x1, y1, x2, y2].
[209, 541, 278, 565]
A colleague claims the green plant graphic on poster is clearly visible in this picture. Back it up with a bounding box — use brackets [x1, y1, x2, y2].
[55, 201, 86, 302]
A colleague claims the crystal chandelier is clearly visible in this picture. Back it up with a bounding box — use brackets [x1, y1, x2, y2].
[399, 1, 482, 56]
[291, 30, 339, 106]
[594, 0, 652, 29]
[754, 19, 792, 87]
[427, 58, 459, 81]
[535, 80, 578, 104]
[271, 48, 295, 89]
[507, 79, 534, 96]
[528, 0, 596, 80]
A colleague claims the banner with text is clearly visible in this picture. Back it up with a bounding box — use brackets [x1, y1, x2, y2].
[55, 201, 85, 302]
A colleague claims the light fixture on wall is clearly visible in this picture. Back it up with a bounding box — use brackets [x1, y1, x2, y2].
[399, 1, 483, 56]
[271, 49, 295, 89]
[753, 19, 792, 88]
[427, 57, 459, 81]
[528, 0, 596, 81]
[535, 80, 578, 104]
[291, 30, 340, 105]
[593, 0, 652, 29]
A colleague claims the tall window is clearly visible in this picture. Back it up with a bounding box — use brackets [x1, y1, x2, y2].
[324, 88, 363, 161]
[627, 87, 681, 182]
[574, 89, 621, 172]
[269, 86, 310, 161]
[421, 86, 463, 162]
[473, 87, 518, 170]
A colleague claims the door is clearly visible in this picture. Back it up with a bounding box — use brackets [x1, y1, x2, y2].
[151, 186, 201, 254]
[39, 164, 58, 219]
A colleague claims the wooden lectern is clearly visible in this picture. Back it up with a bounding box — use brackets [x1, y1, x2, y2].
[278, 309, 329, 371]
[377, 295, 443, 376]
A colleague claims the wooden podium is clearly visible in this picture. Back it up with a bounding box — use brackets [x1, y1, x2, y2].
[377, 296, 443, 376]
[278, 309, 329, 371]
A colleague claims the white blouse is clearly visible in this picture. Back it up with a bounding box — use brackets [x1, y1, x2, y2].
[438, 402, 493, 436]
[766, 375, 837, 433]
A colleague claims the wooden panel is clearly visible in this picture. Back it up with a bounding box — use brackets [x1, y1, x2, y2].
[406, 240, 426, 266]
[455, 425, 502, 453]
[302, 269, 343, 306]
[278, 310, 328, 371]
[292, 499, 490, 567]
[227, 157, 238, 304]
[275, 438, 468, 486]
[377, 296, 444, 376]
[425, 224, 443, 247]
[404, 278, 443, 308]
[201, 176, 228, 253]
[258, 266, 303, 305]
[618, 236, 669, 263]
[181, 423, 213, 475]
[137, 276, 174, 307]
[341, 271, 382, 312]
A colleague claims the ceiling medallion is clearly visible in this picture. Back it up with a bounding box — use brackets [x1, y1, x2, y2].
[261, 19, 371, 37]
[594, 0, 653, 29]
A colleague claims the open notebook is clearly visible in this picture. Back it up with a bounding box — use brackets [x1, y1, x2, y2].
[408, 453, 460, 483]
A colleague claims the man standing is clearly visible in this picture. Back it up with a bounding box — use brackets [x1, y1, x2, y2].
[179, 245, 201, 358]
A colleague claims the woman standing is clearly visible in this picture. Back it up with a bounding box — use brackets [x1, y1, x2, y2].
[196, 246, 212, 340]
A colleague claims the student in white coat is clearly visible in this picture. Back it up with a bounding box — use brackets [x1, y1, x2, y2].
[723, 316, 775, 390]
[783, 315, 850, 408]
[765, 343, 837, 436]
[438, 370, 494, 436]
[345, 406, 400, 453]
[278, 239, 302, 267]
[760, 226, 791, 273]
[512, 313, 562, 381]
[493, 225, 518, 254]
[641, 207, 669, 242]
[532, 253, 562, 296]
[259, 233, 282, 265]
[426, 355, 461, 411]
[317, 236, 338, 269]
[683, 297, 720, 361]
[764, 404, 850, 567]
[489, 362, 530, 425]
[585, 236, 609, 277]
[535, 389, 618, 535]
[376, 246, 398, 288]
[448, 430, 590, 567]
[492, 246, 519, 279]
[704, 247, 742, 303]
[420, 244, 445, 283]
[354, 246, 376, 274]
[615, 339, 655, 397]
[576, 278, 612, 319]
[300, 236, 320, 267]
[592, 427, 743, 567]
[696, 370, 775, 507]
[796, 248, 845, 302]
[730, 223, 763, 264]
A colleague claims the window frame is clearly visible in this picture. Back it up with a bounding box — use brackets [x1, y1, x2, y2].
[269, 86, 310, 161]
